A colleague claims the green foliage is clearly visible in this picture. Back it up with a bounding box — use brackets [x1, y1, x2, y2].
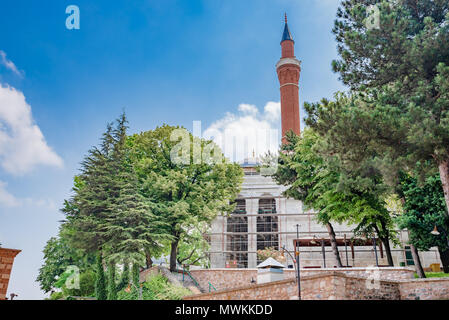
[397, 173, 449, 251]
[49, 292, 64, 300]
[117, 262, 129, 291]
[36, 234, 95, 293]
[132, 263, 140, 287]
[176, 222, 211, 268]
[329, 0, 449, 213]
[117, 274, 191, 300]
[39, 115, 244, 297]
[274, 128, 392, 232]
[128, 125, 243, 269]
[63, 113, 169, 264]
[95, 253, 107, 300]
[420, 272, 449, 278]
[60, 269, 96, 298]
[257, 247, 286, 263]
[107, 263, 117, 300]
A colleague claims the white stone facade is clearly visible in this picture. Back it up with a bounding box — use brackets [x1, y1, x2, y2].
[209, 163, 442, 270]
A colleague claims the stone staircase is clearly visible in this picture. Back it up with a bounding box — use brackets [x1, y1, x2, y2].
[140, 266, 203, 295]
[171, 269, 204, 294]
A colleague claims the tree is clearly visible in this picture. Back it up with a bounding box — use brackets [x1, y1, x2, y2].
[63, 113, 170, 266]
[54, 269, 96, 298]
[331, 0, 449, 216]
[397, 173, 449, 272]
[132, 263, 140, 288]
[128, 125, 243, 271]
[107, 262, 117, 300]
[257, 247, 286, 263]
[95, 253, 107, 300]
[117, 262, 130, 291]
[37, 232, 95, 294]
[176, 222, 211, 268]
[269, 129, 396, 266]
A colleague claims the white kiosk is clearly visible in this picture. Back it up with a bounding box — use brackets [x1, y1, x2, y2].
[257, 257, 285, 284]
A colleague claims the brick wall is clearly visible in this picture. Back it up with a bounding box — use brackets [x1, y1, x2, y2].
[0, 248, 21, 300]
[188, 267, 415, 292]
[184, 278, 298, 300]
[398, 278, 449, 300]
[184, 271, 449, 300]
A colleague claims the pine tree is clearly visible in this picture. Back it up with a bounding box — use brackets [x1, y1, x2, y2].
[95, 253, 107, 300]
[107, 262, 117, 300]
[330, 0, 449, 217]
[63, 113, 171, 265]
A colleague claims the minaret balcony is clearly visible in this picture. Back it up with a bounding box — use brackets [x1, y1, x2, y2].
[276, 57, 301, 70]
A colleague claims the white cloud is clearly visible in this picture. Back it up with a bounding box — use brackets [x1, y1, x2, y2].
[0, 84, 63, 175]
[203, 102, 281, 163]
[0, 50, 23, 77]
[238, 104, 259, 116]
[0, 180, 57, 209]
[0, 180, 20, 207]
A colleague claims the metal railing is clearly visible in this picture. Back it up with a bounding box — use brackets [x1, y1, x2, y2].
[208, 282, 217, 292]
[178, 265, 202, 291]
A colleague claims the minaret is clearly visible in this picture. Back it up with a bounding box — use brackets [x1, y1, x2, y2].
[276, 14, 301, 143]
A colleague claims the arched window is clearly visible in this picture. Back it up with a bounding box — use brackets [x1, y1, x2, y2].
[257, 199, 279, 263]
[226, 199, 248, 268]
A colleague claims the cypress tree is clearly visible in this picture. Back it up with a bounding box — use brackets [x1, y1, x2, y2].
[107, 262, 117, 300]
[117, 262, 129, 291]
[132, 263, 140, 288]
[95, 253, 107, 300]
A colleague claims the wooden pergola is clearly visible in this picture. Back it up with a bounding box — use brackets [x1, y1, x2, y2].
[293, 236, 384, 267]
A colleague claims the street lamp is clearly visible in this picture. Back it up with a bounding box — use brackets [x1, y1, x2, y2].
[430, 225, 449, 247]
[282, 245, 301, 300]
[296, 224, 301, 300]
[431, 225, 440, 236]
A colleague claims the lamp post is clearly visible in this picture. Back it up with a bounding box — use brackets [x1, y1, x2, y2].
[321, 238, 326, 268]
[372, 236, 379, 267]
[295, 224, 301, 300]
[431, 225, 449, 247]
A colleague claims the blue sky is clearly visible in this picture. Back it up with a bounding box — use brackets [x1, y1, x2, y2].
[0, 0, 344, 299]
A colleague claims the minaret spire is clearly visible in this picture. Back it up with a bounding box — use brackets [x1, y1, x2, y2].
[276, 14, 301, 143]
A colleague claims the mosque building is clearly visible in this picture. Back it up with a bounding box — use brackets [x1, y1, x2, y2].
[208, 15, 440, 270]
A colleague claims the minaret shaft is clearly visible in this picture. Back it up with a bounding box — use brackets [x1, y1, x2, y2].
[277, 17, 301, 143]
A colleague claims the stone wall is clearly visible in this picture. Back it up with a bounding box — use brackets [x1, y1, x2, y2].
[344, 276, 400, 300]
[0, 248, 21, 300]
[184, 270, 449, 300]
[398, 278, 449, 300]
[188, 267, 415, 292]
[184, 278, 298, 300]
[184, 272, 402, 300]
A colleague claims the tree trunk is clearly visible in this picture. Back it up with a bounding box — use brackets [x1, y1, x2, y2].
[438, 247, 449, 273]
[170, 239, 179, 272]
[145, 249, 153, 269]
[410, 244, 426, 278]
[326, 222, 343, 267]
[438, 160, 449, 224]
[380, 237, 394, 266]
